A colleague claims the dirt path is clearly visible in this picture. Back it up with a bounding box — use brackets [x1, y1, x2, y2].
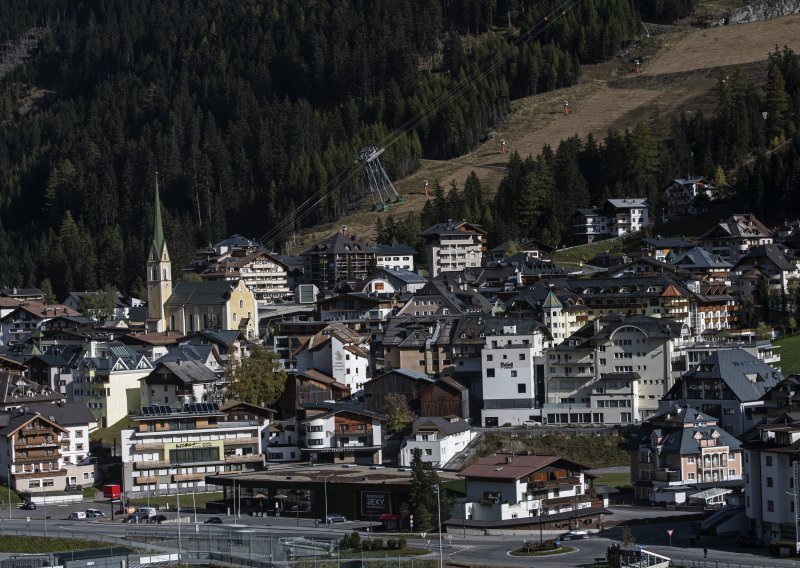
[294, 14, 800, 250]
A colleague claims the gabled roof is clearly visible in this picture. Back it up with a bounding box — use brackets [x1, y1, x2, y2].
[460, 454, 588, 481]
[411, 416, 471, 436]
[0, 410, 66, 436]
[23, 402, 97, 426]
[699, 214, 772, 241]
[420, 220, 486, 237]
[670, 247, 732, 269]
[164, 281, 243, 307]
[0, 373, 62, 406]
[642, 237, 696, 249]
[119, 331, 185, 346]
[147, 360, 219, 385]
[669, 349, 783, 403]
[378, 268, 427, 284]
[374, 244, 417, 256]
[296, 369, 350, 391]
[628, 405, 742, 455]
[733, 243, 797, 272]
[301, 232, 375, 256]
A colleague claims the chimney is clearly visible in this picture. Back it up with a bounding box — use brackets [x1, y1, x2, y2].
[505, 455, 513, 464]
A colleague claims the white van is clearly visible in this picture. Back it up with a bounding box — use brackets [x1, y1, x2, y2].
[68, 511, 87, 520]
[137, 507, 157, 518]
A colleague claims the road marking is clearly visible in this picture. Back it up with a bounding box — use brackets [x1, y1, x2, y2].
[447, 547, 470, 556]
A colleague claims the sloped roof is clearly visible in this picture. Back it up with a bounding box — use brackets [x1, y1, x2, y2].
[671, 247, 732, 269]
[411, 416, 471, 436]
[148, 360, 218, 385]
[420, 220, 486, 237]
[24, 402, 97, 426]
[0, 411, 66, 436]
[0, 373, 62, 406]
[733, 243, 797, 272]
[670, 349, 782, 402]
[165, 281, 241, 306]
[699, 214, 772, 241]
[301, 232, 375, 256]
[460, 455, 587, 480]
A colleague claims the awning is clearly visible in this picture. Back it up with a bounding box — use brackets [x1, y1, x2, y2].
[689, 487, 731, 502]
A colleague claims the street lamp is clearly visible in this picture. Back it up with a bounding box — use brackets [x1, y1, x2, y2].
[322, 474, 333, 527]
[538, 507, 543, 545]
[7, 466, 11, 520]
[433, 484, 443, 568]
[175, 464, 182, 564]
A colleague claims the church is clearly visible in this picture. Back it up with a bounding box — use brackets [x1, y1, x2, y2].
[146, 181, 257, 340]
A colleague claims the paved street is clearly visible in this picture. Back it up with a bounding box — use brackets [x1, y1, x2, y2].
[0, 502, 794, 568]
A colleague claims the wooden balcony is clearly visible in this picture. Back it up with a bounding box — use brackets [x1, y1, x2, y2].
[14, 468, 67, 479]
[223, 437, 260, 447]
[225, 454, 263, 464]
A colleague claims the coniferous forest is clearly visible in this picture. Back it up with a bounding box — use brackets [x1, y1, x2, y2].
[8, 0, 796, 298]
[0, 0, 642, 298]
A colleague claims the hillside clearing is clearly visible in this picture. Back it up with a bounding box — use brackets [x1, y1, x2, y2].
[775, 334, 800, 374]
[292, 14, 800, 252]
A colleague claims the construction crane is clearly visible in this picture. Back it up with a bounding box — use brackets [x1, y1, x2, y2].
[357, 145, 402, 212]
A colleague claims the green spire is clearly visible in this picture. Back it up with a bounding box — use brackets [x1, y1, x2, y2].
[543, 289, 562, 309]
[153, 173, 165, 255]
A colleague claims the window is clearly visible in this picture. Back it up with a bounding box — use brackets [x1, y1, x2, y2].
[767, 500, 774, 512]
[233, 313, 237, 321]
[424, 449, 432, 456]
[239, 299, 244, 309]
[511, 371, 517, 378]
[517, 384, 526, 393]
[519, 354, 526, 361]
[767, 477, 773, 487]
[728, 469, 736, 477]
[766, 456, 773, 466]
[486, 369, 495, 378]
[688, 473, 695, 480]
[486, 354, 493, 362]
[687, 457, 694, 464]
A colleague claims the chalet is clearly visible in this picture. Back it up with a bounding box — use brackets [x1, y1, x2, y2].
[0, 373, 63, 410]
[294, 323, 371, 392]
[280, 369, 350, 416]
[380, 316, 460, 376]
[698, 214, 773, 263]
[300, 232, 376, 290]
[449, 454, 605, 531]
[317, 293, 396, 322]
[397, 280, 492, 317]
[141, 359, 221, 407]
[731, 244, 800, 307]
[488, 239, 553, 262]
[663, 178, 717, 219]
[0, 303, 81, 347]
[200, 251, 291, 302]
[641, 237, 696, 262]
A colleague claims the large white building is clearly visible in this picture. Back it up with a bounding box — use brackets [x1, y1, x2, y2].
[375, 244, 416, 272]
[742, 414, 800, 543]
[480, 322, 550, 427]
[294, 323, 371, 392]
[545, 315, 689, 425]
[122, 402, 267, 496]
[571, 199, 649, 244]
[421, 220, 486, 278]
[399, 416, 475, 468]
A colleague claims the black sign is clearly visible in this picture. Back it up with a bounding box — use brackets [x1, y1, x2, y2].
[360, 491, 390, 517]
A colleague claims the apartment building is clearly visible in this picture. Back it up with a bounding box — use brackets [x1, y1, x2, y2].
[627, 405, 743, 504]
[374, 244, 416, 271]
[545, 315, 689, 425]
[421, 220, 486, 278]
[299, 403, 382, 465]
[698, 214, 773, 263]
[300, 232, 376, 290]
[121, 402, 267, 495]
[571, 199, 649, 244]
[201, 251, 291, 303]
[399, 417, 475, 468]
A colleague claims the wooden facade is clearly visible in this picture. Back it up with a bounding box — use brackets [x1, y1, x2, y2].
[362, 370, 434, 413]
[419, 377, 469, 419]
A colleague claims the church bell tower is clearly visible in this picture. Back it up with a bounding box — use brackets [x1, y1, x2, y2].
[147, 175, 171, 331]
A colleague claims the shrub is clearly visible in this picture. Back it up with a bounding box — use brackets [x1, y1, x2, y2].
[397, 538, 407, 550]
[361, 541, 372, 552]
[372, 539, 383, 550]
[387, 539, 397, 550]
[341, 534, 351, 548]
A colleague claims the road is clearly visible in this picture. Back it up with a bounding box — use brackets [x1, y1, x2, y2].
[3, 500, 795, 567]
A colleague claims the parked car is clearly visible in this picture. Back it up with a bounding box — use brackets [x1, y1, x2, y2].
[523, 420, 542, 427]
[123, 513, 147, 523]
[566, 529, 589, 539]
[148, 515, 168, 524]
[324, 513, 346, 523]
[20, 502, 36, 510]
[736, 535, 764, 548]
[204, 517, 224, 524]
[68, 512, 87, 520]
[85, 508, 105, 518]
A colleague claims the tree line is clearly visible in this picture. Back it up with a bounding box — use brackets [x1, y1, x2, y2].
[408, 46, 800, 248]
[0, 0, 644, 298]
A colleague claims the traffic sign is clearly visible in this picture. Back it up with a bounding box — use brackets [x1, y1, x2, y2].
[667, 530, 673, 537]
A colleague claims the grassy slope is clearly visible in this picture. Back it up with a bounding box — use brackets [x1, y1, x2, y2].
[0, 537, 111, 553]
[292, 14, 800, 252]
[90, 416, 134, 445]
[775, 334, 800, 374]
[470, 432, 628, 468]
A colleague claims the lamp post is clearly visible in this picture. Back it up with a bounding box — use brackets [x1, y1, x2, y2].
[175, 465, 182, 564]
[7, 466, 11, 520]
[322, 474, 333, 527]
[434, 485, 444, 568]
[538, 507, 543, 545]
[43, 488, 47, 537]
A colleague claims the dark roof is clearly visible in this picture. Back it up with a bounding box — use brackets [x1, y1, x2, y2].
[378, 268, 427, 284]
[668, 349, 783, 403]
[301, 232, 375, 256]
[23, 402, 96, 426]
[671, 248, 732, 269]
[0, 411, 66, 436]
[699, 214, 772, 241]
[165, 281, 242, 306]
[460, 454, 588, 480]
[628, 405, 743, 455]
[642, 237, 696, 249]
[411, 416, 471, 436]
[374, 244, 417, 256]
[733, 243, 797, 272]
[0, 374, 63, 406]
[147, 360, 219, 385]
[420, 220, 486, 237]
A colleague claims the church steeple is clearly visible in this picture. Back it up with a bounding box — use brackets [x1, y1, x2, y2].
[152, 175, 165, 258]
[147, 173, 171, 331]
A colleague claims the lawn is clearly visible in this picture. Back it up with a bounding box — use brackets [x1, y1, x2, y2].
[553, 237, 632, 267]
[510, 545, 575, 556]
[592, 472, 632, 490]
[90, 416, 134, 445]
[775, 334, 800, 374]
[127, 491, 223, 508]
[0, 536, 110, 553]
[0, 484, 23, 506]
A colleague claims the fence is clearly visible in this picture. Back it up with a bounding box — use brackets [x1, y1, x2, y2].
[671, 558, 789, 568]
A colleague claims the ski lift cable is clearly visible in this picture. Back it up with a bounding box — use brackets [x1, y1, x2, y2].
[258, 0, 580, 248]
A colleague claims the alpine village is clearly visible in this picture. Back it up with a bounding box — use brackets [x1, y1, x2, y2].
[1, 1, 800, 567]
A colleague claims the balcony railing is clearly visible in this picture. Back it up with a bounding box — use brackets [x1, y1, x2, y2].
[652, 469, 682, 483]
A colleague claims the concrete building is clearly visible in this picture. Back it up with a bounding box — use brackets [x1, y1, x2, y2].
[571, 199, 649, 244]
[480, 322, 550, 427]
[294, 323, 371, 392]
[300, 232, 376, 290]
[374, 244, 416, 271]
[421, 220, 486, 278]
[299, 403, 382, 465]
[121, 402, 267, 496]
[545, 315, 689, 426]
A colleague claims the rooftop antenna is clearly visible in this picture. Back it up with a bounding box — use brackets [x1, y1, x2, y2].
[357, 145, 402, 212]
